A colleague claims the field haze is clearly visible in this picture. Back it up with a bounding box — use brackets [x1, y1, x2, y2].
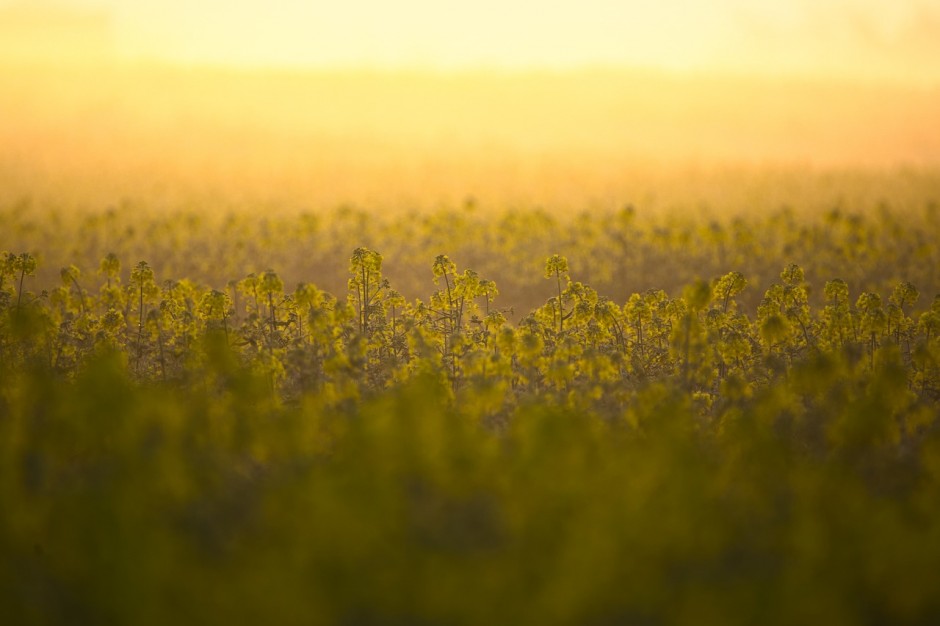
[2, 63, 940, 215]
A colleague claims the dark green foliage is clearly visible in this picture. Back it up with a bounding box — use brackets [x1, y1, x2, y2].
[2, 350, 939, 625]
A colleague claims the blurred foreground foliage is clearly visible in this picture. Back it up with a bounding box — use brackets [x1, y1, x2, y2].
[3, 214, 940, 623]
[3, 344, 940, 625]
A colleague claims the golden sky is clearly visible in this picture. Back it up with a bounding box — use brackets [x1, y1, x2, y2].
[2, 0, 939, 210]
[8, 0, 939, 83]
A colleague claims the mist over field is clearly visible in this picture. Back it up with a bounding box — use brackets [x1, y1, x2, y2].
[4, 59, 940, 315]
[3, 64, 940, 230]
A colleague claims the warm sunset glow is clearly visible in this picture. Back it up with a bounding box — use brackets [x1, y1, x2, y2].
[2, 0, 939, 214]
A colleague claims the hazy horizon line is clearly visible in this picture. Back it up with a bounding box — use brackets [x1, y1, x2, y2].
[4, 54, 940, 91]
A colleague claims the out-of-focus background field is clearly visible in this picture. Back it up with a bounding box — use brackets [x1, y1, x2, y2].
[4, 63, 940, 314]
[3, 2, 940, 309]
